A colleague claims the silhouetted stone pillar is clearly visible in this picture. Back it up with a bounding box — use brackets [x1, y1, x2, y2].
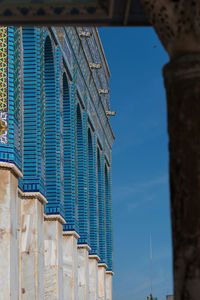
[140, 1, 200, 299]
[163, 54, 200, 300]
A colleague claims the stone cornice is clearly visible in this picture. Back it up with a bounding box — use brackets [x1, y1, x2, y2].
[163, 54, 200, 82]
[44, 214, 66, 225]
[98, 263, 108, 269]
[89, 254, 100, 261]
[18, 189, 48, 205]
[63, 230, 80, 239]
[106, 270, 114, 276]
[0, 162, 23, 178]
[77, 244, 91, 251]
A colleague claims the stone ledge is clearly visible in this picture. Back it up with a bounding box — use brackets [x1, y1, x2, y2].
[63, 230, 80, 239]
[77, 244, 91, 251]
[89, 254, 100, 261]
[98, 263, 108, 269]
[44, 214, 66, 225]
[18, 189, 48, 205]
[0, 162, 23, 178]
[106, 270, 114, 276]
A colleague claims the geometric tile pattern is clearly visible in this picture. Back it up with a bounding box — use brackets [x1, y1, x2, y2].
[14, 27, 22, 159]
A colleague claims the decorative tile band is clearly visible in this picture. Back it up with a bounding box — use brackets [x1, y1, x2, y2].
[0, 27, 8, 144]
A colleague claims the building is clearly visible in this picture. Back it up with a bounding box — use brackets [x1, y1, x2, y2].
[147, 294, 157, 300]
[166, 295, 174, 300]
[0, 26, 114, 300]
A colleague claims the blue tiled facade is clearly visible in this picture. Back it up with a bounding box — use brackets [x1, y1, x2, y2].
[0, 26, 114, 271]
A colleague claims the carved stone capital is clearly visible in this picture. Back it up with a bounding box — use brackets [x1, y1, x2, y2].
[141, 0, 200, 58]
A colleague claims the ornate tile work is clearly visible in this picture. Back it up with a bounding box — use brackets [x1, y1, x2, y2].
[63, 37, 73, 71]
[0, 111, 8, 144]
[14, 27, 22, 156]
[105, 138, 111, 163]
[0, 27, 8, 144]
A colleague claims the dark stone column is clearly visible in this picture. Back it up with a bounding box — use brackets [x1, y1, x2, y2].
[163, 54, 200, 300]
[139, 0, 200, 297]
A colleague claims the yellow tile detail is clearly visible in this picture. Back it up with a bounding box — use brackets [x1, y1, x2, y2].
[0, 27, 7, 112]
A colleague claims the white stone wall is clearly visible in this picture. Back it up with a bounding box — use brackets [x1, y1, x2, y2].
[0, 166, 113, 300]
[89, 256, 99, 300]
[62, 232, 79, 300]
[0, 167, 19, 300]
[98, 264, 107, 300]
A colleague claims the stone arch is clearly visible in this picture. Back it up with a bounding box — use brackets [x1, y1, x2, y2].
[21, 27, 46, 195]
[44, 35, 58, 212]
[77, 103, 83, 224]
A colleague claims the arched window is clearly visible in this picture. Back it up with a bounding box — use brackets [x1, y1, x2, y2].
[44, 36, 61, 214]
[76, 103, 88, 243]
[63, 73, 78, 230]
[22, 27, 37, 189]
[88, 128, 98, 254]
[22, 27, 45, 195]
[105, 164, 112, 270]
[97, 148, 106, 263]
[77, 103, 83, 223]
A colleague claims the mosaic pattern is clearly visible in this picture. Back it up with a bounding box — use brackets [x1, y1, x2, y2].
[0, 27, 8, 144]
[14, 27, 22, 158]
[63, 37, 73, 71]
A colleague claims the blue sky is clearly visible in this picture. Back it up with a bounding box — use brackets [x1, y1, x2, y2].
[99, 27, 173, 300]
